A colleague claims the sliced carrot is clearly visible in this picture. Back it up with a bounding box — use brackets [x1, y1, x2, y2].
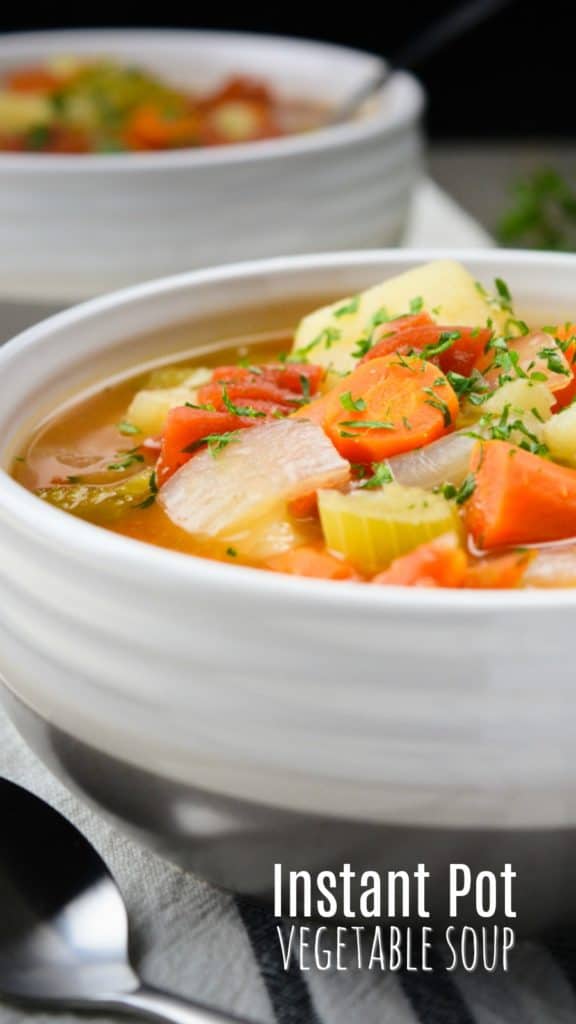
[303, 354, 458, 462]
[466, 440, 576, 549]
[156, 407, 251, 486]
[124, 103, 199, 150]
[287, 491, 318, 519]
[362, 314, 492, 377]
[372, 535, 467, 588]
[266, 545, 360, 580]
[463, 551, 532, 589]
[551, 323, 576, 409]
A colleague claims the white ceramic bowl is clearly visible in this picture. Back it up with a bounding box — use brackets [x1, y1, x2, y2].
[1, 246, 576, 850]
[0, 30, 424, 303]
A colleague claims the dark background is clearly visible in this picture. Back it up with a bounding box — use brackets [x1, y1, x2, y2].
[0, 1, 569, 139]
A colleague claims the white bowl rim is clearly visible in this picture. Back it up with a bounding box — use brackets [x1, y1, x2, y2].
[2, 245, 575, 614]
[0, 28, 424, 172]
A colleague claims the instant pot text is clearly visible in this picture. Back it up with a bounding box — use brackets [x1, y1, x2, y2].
[274, 863, 516, 973]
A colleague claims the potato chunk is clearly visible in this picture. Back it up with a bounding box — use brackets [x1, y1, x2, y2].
[292, 260, 510, 374]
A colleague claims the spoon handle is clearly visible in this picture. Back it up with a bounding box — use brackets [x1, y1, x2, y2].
[115, 984, 254, 1024]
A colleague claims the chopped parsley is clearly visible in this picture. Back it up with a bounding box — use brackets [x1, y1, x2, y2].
[334, 296, 360, 318]
[117, 420, 141, 436]
[538, 346, 570, 376]
[299, 374, 311, 403]
[441, 473, 476, 505]
[359, 461, 394, 488]
[226, 546, 238, 557]
[446, 369, 490, 404]
[339, 419, 394, 430]
[293, 327, 341, 359]
[423, 387, 452, 427]
[183, 430, 242, 456]
[476, 278, 514, 315]
[409, 296, 424, 314]
[221, 385, 265, 419]
[419, 330, 461, 360]
[339, 391, 367, 412]
[351, 336, 374, 360]
[107, 450, 145, 472]
[470, 404, 549, 456]
[370, 307, 391, 328]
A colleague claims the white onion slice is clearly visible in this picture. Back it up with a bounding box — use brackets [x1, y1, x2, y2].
[484, 332, 571, 392]
[524, 546, 576, 588]
[387, 431, 476, 490]
[159, 418, 349, 540]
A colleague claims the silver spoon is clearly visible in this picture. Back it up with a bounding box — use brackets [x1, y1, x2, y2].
[0, 778, 255, 1024]
[331, 0, 517, 124]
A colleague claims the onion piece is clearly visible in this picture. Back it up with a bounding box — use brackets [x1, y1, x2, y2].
[159, 418, 349, 546]
[387, 431, 475, 490]
[524, 545, 576, 588]
[484, 332, 571, 392]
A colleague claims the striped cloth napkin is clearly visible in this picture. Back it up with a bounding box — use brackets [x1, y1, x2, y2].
[1, 707, 576, 1024]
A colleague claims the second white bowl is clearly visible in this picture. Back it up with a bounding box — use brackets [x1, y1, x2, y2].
[0, 30, 424, 303]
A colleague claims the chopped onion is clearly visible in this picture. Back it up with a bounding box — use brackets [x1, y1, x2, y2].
[484, 332, 571, 392]
[159, 418, 349, 544]
[524, 545, 576, 588]
[387, 431, 475, 490]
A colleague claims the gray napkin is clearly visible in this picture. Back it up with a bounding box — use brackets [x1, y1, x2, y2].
[1, 708, 576, 1024]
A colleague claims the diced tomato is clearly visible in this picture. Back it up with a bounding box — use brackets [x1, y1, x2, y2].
[362, 313, 492, 377]
[156, 407, 253, 486]
[197, 379, 297, 411]
[210, 362, 323, 396]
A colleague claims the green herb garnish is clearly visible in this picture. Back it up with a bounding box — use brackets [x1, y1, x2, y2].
[339, 391, 367, 412]
[117, 420, 141, 436]
[442, 473, 476, 505]
[334, 296, 360, 318]
[359, 461, 394, 488]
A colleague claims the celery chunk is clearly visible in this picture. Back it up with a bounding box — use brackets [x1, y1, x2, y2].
[37, 469, 153, 524]
[318, 484, 460, 574]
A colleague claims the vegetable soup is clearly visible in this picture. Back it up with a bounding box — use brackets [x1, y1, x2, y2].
[15, 259, 576, 589]
[0, 57, 325, 153]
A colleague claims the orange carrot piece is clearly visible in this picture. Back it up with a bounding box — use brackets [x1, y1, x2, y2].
[266, 545, 360, 580]
[463, 551, 532, 589]
[287, 492, 318, 519]
[372, 535, 467, 588]
[324, 355, 458, 462]
[466, 440, 576, 549]
[124, 104, 199, 150]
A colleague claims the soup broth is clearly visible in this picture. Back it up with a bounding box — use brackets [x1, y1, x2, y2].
[14, 260, 576, 589]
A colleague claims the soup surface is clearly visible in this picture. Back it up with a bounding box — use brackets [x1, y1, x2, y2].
[15, 259, 576, 589]
[0, 57, 324, 153]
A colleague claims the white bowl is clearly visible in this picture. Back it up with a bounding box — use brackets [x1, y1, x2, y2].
[0, 246, 576, 855]
[0, 30, 424, 303]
